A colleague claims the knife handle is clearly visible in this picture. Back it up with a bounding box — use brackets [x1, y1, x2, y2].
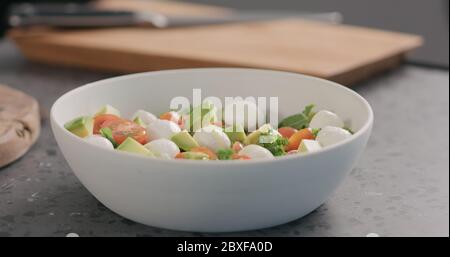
[7, 3, 153, 28]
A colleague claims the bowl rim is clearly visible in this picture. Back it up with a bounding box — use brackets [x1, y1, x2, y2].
[51, 68, 374, 166]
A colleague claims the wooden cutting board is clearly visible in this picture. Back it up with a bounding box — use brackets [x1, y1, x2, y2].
[8, 0, 422, 85]
[0, 84, 40, 168]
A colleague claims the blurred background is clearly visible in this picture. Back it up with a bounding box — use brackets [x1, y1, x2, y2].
[189, 0, 449, 67]
[0, 0, 448, 67]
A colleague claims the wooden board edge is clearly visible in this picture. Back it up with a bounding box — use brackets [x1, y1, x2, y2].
[9, 20, 424, 86]
[12, 37, 416, 86]
[12, 37, 268, 73]
[330, 53, 406, 85]
[0, 86, 41, 168]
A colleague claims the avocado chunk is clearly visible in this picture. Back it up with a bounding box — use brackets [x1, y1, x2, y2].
[171, 130, 199, 151]
[94, 104, 121, 117]
[64, 116, 93, 138]
[117, 137, 152, 156]
[225, 124, 246, 143]
[133, 116, 146, 127]
[99, 127, 118, 148]
[181, 152, 210, 160]
[244, 130, 260, 145]
[244, 124, 277, 145]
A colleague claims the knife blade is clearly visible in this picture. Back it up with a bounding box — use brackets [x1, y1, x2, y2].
[8, 3, 343, 29]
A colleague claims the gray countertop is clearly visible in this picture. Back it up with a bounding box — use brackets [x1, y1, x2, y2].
[0, 39, 448, 237]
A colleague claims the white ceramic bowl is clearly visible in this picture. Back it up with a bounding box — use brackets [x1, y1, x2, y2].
[51, 68, 373, 232]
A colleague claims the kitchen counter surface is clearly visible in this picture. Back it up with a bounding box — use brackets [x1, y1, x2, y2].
[0, 39, 448, 237]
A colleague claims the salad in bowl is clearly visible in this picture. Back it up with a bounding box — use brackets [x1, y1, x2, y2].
[64, 102, 354, 161]
[51, 68, 373, 232]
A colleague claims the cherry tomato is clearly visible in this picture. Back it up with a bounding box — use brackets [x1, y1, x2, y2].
[191, 146, 218, 160]
[175, 152, 210, 160]
[175, 153, 185, 159]
[93, 114, 120, 134]
[232, 142, 244, 152]
[231, 154, 251, 160]
[100, 119, 148, 145]
[286, 128, 314, 152]
[160, 112, 184, 129]
[287, 150, 299, 155]
[278, 127, 298, 139]
[178, 116, 185, 130]
[212, 121, 223, 128]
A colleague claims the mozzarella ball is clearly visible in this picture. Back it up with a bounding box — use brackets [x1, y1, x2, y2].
[193, 125, 231, 152]
[316, 126, 352, 147]
[309, 110, 344, 129]
[147, 119, 181, 141]
[258, 123, 281, 136]
[298, 139, 322, 153]
[132, 110, 157, 126]
[239, 145, 274, 159]
[223, 100, 265, 130]
[84, 135, 114, 150]
[144, 138, 180, 159]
